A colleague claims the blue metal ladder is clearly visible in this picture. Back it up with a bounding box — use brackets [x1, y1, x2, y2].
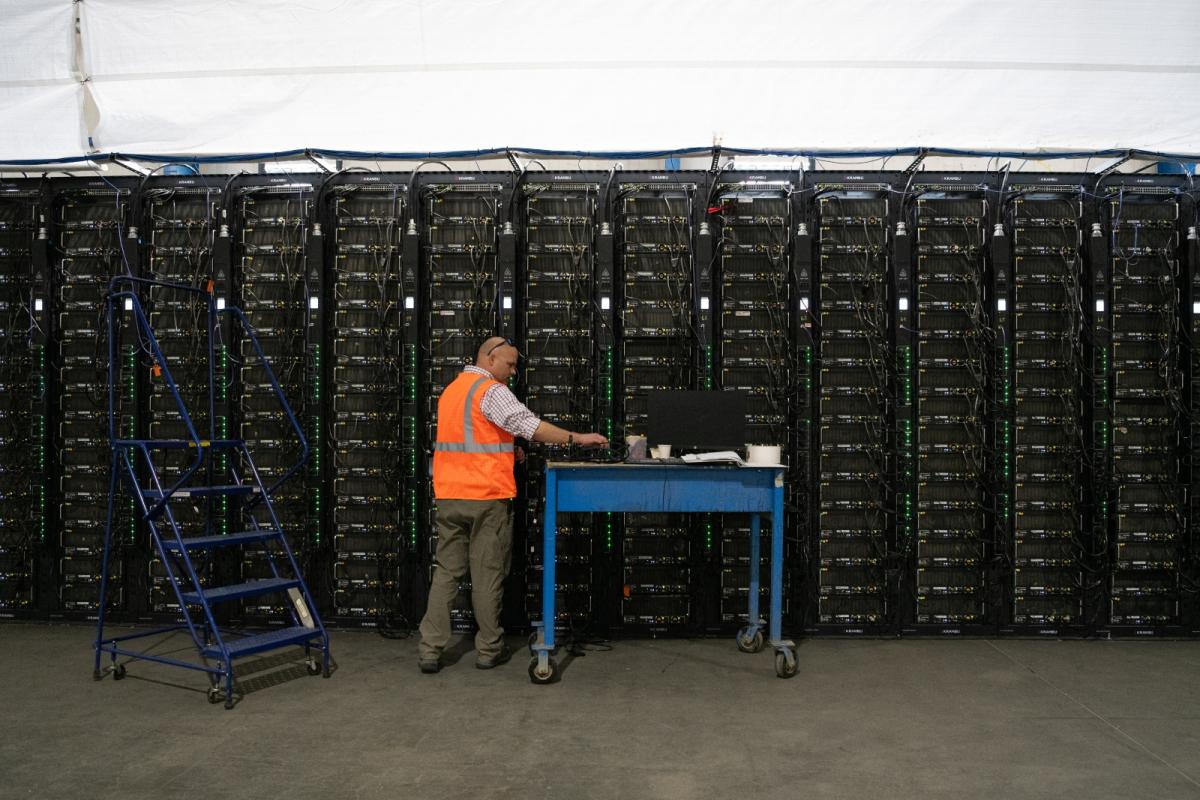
[93, 276, 330, 709]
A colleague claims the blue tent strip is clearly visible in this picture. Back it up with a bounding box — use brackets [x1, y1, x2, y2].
[0, 145, 1197, 168]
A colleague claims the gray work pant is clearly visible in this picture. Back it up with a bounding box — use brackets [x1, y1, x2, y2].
[418, 498, 513, 660]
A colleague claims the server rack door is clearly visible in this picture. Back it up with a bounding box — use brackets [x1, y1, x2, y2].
[231, 176, 318, 624]
[52, 179, 138, 619]
[813, 176, 894, 633]
[0, 182, 43, 618]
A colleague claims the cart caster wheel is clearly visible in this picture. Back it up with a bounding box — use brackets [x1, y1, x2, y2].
[306, 658, 321, 676]
[736, 627, 764, 653]
[774, 649, 798, 679]
[528, 631, 540, 655]
[112, 663, 126, 680]
[528, 656, 557, 685]
[207, 686, 223, 705]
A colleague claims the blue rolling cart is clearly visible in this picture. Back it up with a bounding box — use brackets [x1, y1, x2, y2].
[530, 461, 795, 683]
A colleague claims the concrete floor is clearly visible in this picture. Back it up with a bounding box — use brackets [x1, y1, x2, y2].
[1, 625, 1199, 800]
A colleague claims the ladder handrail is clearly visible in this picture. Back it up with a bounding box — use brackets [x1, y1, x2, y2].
[218, 305, 310, 499]
[106, 285, 206, 519]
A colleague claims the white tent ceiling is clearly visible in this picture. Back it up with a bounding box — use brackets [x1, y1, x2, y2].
[2, 0, 1199, 162]
[0, 1, 82, 161]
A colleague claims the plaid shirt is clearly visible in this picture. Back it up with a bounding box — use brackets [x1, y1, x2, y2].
[463, 365, 541, 440]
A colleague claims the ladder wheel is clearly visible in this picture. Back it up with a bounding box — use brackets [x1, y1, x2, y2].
[207, 686, 223, 704]
[112, 663, 126, 680]
[306, 659, 321, 676]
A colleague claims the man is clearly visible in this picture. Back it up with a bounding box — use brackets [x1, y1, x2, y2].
[417, 335, 608, 673]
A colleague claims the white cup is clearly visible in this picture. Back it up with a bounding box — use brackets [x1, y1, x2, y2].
[650, 444, 672, 459]
[746, 444, 782, 465]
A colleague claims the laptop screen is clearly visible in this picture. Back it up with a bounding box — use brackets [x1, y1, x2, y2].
[647, 390, 746, 452]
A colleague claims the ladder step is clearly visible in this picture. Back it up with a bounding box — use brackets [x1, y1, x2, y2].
[116, 438, 244, 450]
[163, 530, 281, 552]
[181, 578, 298, 604]
[201, 626, 321, 660]
[143, 485, 260, 499]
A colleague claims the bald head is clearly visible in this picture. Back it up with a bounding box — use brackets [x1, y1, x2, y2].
[477, 336, 510, 363]
[476, 336, 518, 382]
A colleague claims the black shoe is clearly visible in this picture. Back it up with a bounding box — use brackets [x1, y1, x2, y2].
[475, 644, 512, 670]
[419, 658, 441, 674]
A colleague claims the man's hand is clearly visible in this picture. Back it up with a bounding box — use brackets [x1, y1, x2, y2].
[515, 445, 526, 464]
[573, 432, 609, 449]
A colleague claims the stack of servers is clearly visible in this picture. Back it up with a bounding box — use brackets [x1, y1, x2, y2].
[912, 192, 988, 626]
[143, 182, 219, 614]
[1010, 189, 1084, 625]
[421, 180, 502, 631]
[1107, 191, 1183, 627]
[235, 183, 314, 621]
[328, 181, 407, 624]
[617, 180, 695, 629]
[55, 185, 134, 616]
[0, 187, 39, 615]
[816, 187, 890, 628]
[712, 179, 792, 623]
[520, 179, 599, 630]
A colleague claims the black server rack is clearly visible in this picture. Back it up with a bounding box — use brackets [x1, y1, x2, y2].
[230, 176, 318, 622]
[904, 176, 991, 630]
[1101, 177, 1189, 634]
[7, 168, 1200, 639]
[0, 181, 45, 618]
[1189, 210, 1200, 634]
[322, 173, 413, 628]
[418, 174, 508, 631]
[997, 176, 1088, 631]
[517, 173, 602, 634]
[51, 178, 137, 619]
[710, 173, 795, 625]
[812, 174, 894, 633]
[615, 173, 699, 630]
[138, 175, 225, 618]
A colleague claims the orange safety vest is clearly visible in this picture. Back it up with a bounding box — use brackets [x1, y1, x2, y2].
[432, 371, 516, 500]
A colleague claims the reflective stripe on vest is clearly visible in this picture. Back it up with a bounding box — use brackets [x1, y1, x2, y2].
[433, 376, 515, 454]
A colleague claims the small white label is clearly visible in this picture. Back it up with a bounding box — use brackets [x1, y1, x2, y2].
[123, 298, 133, 311]
[601, 296, 611, 310]
[997, 298, 1007, 312]
[1095, 299, 1105, 313]
[1193, 301, 1200, 315]
[309, 297, 319, 310]
[898, 297, 909, 312]
[33, 298, 43, 312]
[799, 296, 809, 312]
[405, 296, 415, 310]
[503, 296, 513, 310]
[216, 297, 226, 310]
[700, 296, 710, 310]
